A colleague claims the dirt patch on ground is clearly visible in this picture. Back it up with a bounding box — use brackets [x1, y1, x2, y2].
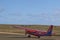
[0, 33, 60, 40]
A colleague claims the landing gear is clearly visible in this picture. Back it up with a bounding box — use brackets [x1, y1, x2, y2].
[38, 36, 40, 38]
[27, 34, 31, 38]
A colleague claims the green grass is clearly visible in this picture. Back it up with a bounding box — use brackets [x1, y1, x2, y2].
[0, 24, 60, 35]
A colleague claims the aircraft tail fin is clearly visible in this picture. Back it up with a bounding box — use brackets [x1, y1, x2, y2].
[46, 25, 53, 36]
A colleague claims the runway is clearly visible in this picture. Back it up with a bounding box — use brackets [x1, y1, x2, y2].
[0, 34, 60, 40]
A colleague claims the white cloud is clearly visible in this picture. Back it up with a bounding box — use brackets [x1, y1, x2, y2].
[0, 8, 60, 25]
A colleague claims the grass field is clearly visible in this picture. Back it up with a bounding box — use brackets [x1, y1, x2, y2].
[0, 24, 60, 35]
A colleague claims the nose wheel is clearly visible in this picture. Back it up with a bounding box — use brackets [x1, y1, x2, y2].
[38, 36, 40, 38]
[27, 34, 31, 37]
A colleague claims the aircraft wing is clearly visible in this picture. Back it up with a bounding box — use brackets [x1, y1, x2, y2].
[13, 25, 32, 30]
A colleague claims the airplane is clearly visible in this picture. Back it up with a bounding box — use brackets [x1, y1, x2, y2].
[13, 25, 55, 38]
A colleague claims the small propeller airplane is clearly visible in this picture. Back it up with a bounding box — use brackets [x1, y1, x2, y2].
[13, 25, 55, 38]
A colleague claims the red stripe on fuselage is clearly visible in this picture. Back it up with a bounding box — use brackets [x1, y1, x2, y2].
[26, 29, 47, 36]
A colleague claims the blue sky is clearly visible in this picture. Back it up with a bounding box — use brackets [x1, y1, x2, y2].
[0, 0, 60, 25]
